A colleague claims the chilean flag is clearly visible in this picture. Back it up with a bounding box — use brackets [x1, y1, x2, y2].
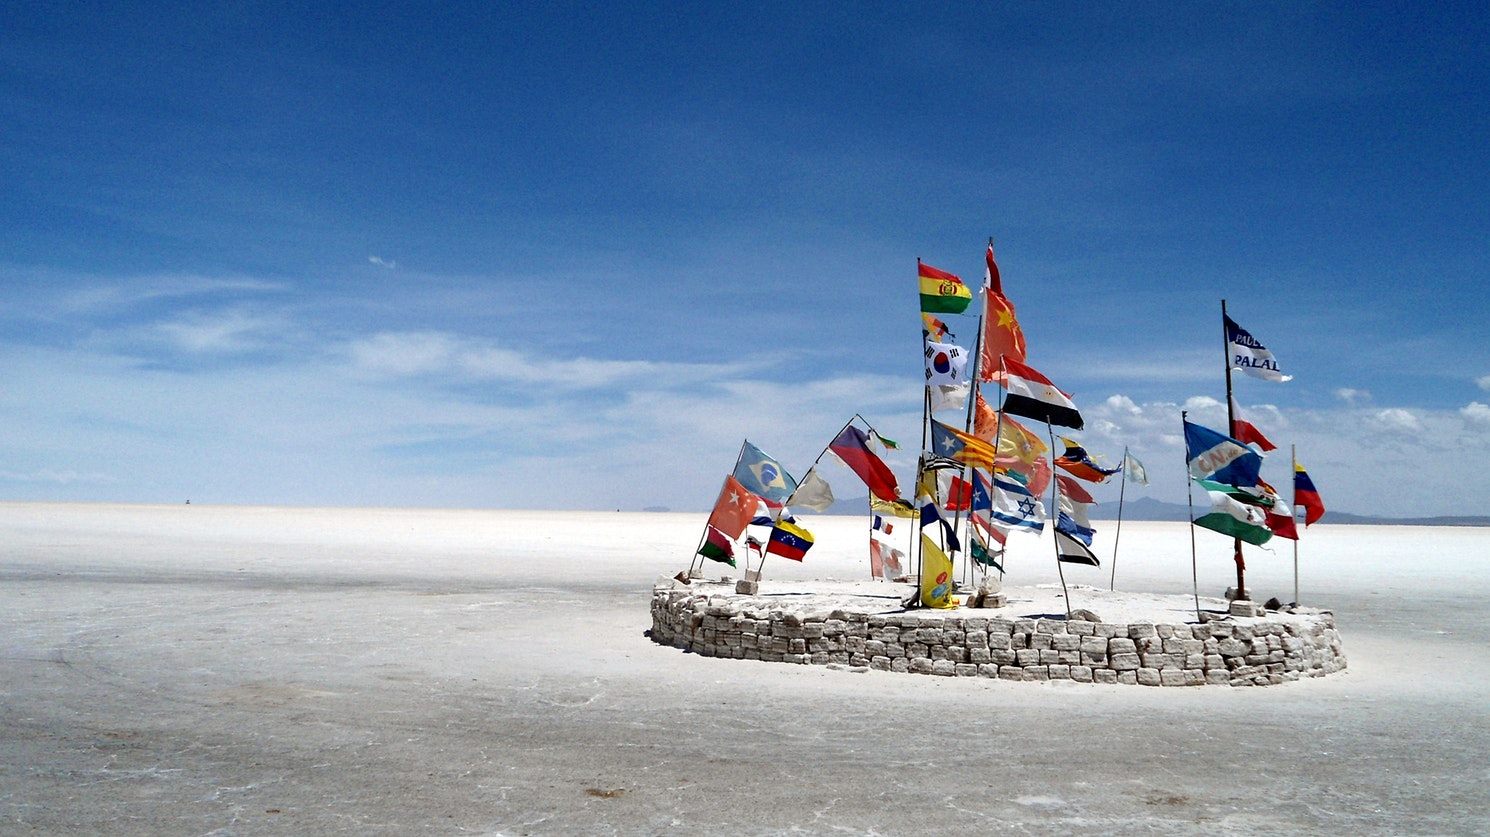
[1230, 395, 1277, 451]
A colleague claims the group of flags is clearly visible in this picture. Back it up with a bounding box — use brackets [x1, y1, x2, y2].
[916, 250, 1136, 578]
[1184, 317, 1325, 547]
[694, 253, 1328, 593]
[696, 424, 912, 573]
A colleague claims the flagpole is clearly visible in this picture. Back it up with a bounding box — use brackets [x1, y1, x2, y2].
[1183, 411, 1201, 622]
[1110, 445, 1128, 591]
[690, 440, 750, 577]
[1292, 443, 1300, 606]
[1047, 422, 1072, 619]
[1221, 299, 1248, 602]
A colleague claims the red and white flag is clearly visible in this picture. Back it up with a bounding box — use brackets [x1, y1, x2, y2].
[1230, 395, 1277, 451]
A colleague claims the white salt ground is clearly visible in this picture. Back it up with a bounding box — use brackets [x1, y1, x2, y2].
[3, 502, 1488, 835]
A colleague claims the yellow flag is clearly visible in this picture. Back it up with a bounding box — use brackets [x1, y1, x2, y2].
[919, 534, 958, 609]
[869, 496, 918, 519]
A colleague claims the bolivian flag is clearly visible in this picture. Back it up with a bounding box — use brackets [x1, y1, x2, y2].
[919, 262, 972, 315]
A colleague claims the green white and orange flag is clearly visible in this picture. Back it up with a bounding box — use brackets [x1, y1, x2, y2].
[919, 262, 972, 315]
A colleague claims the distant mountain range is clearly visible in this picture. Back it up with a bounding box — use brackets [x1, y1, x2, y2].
[808, 495, 1490, 527]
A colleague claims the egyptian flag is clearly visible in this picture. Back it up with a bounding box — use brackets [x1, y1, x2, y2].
[1001, 358, 1084, 430]
[1295, 463, 1325, 525]
[1229, 395, 1277, 451]
[766, 519, 815, 561]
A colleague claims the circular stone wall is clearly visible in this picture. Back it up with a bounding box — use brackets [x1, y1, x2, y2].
[648, 580, 1346, 687]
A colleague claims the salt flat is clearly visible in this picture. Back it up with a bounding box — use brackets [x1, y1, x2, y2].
[2, 502, 1488, 835]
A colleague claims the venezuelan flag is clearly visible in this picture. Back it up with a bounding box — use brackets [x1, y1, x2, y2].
[765, 520, 814, 562]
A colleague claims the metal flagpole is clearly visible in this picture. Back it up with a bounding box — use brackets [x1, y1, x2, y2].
[1110, 445, 1128, 591]
[690, 439, 749, 577]
[1183, 411, 1201, 622]
[1048, 422, 1072, 619]
[1292, 444, 1300, 606]
[1221, 299, 1248, 602]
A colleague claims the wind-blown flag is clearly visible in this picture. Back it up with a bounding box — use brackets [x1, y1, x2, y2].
[696, 525, 736, 567]
[923, 339, 970, 387]
[1055, 530, 1101, 566]
[786, 466, 835, 512]
[1055, 474, 1095, 504]
[870, 495, 918, 519]
[919, 534, 957, 608]
[869, 536, 905, 579]
[919, 262, 972, 315]
[919, 495, 961, 554]
[928, 382, 970, 416]
[1184, 420, 1263, 488]
[969, 470, 995, 538]
[766, 519, 815, 561]
[1193, 478, 1273, 545]
[871, 515, 893, 535]
[973, 395, 1048, 469]
[1267, 496, 1299, 541]
[1295, 462, 1325, 525]
[989, 472, 1046, 534]
[1055, 437, 1121, 483]
[1001, 358, 1084, 430]
[1055, 477, 1097, 547]
[1229, 395, 1277, 451]
[930, 420, 998, 469]
[1122, 450, 1149, 485]
[1225, 314, 1291, 382]
[971, 527, 1004, 571]
[945, 475, 973, 512]
[733, 441, 798, 507]
[921, 313, 952, 342]
[979, 243, 1027, 379]
[828, 425, 900, 502]
[707, 474, 758, 539]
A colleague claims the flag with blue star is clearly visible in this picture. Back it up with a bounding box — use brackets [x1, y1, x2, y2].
[989, 471, 1046, 534]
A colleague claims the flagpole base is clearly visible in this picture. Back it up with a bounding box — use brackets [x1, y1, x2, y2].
[1229, 599, 1262, 617]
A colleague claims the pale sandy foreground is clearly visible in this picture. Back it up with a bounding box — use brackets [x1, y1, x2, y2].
[3, 503, 1489, 836]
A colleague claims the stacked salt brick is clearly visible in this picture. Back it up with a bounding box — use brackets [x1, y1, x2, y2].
[650, 585, 1345, 687]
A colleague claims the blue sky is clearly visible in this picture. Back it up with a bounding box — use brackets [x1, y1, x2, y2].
[2, 3, 1487, 516]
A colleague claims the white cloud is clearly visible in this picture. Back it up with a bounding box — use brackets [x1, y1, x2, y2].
[1478, 376, 1490, 392]
[368, 256, 397, 269]
[1462, 402, 1490, 425]
[150, 309, 289, 354]
[1104, 394, 1141, 415]
[346, 331, 744, 390]
[1336, 388, 1371, 405]
[1371, 408, 1422, 433]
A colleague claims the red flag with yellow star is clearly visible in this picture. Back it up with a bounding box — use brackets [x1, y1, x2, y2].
[978, 243, 1027, 381]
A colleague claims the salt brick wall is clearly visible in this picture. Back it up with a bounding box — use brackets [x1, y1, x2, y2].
[648, 586, 1346, 687]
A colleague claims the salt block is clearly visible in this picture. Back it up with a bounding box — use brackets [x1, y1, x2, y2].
[734, 580, 760, 595]
[1230, 599, 1262, 617]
